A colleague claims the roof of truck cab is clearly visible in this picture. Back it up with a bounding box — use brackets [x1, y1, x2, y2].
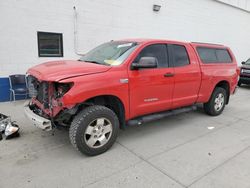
[191, 42, 227, 49]
[117, 39, 227, 48]
[117, 38, 189, 44]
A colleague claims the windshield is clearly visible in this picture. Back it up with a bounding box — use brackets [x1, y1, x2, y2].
[79, 41, 138, 66]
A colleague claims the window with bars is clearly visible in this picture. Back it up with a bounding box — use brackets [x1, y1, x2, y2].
[37, 32, 63, 57]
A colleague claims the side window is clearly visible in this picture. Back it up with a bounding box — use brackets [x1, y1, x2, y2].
[197, 47, 232, 63]
[135, 44, 168, 68]
[171, 45, 190, 67]
[197, 48, 217, 63]
[216, 49, 232, 63]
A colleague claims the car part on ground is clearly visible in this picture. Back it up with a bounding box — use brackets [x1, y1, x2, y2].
[0, 113, 11, 132]
[0, 113, 20, 140]
[5, 122, 20, 139]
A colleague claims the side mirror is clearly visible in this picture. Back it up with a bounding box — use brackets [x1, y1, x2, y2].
[132, 57, 158, 70]
[242, 61, 246, 65]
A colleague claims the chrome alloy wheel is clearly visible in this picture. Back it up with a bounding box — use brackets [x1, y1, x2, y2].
[214, 93, 225, 112]
[84, 118, 113, 149]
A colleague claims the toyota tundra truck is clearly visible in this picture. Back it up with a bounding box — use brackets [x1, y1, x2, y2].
[24, 39, 239, 156]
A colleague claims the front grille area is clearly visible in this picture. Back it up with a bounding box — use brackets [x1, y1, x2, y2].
[37, 82, 49, 108]
[242, 69, 250, 75]
[27, 75, 49, 109]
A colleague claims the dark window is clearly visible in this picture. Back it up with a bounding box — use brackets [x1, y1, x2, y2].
[216, 49, 232, 62]
[197, 47, 232, 63]
[135, 44, 168, 68]
[37, 32, 63, 57]
[197, 48, 217, 63]
[171, 45, 190, 67]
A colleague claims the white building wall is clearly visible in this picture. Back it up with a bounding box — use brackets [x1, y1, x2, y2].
[217, 0, 250, 11]
[0, 0, 250, 77]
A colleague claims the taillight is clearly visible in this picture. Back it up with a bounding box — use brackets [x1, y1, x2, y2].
[54, 82, 73, 98]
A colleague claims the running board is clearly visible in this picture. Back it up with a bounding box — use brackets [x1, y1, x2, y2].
[127, 106, 197, 126]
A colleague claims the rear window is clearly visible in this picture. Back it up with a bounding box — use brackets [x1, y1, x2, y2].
[197, 47, 232, 63]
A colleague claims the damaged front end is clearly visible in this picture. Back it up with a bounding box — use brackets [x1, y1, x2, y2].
[24, 75, 74, 131]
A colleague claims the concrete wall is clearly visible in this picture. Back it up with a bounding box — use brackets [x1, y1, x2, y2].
[0, 0, 250, 101]
[0, 0, 250, 77]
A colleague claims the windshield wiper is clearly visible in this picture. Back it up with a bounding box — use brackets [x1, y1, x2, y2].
[83, 60, 110, 66]
[78, 59, 101, 64]
[84, 60, 101, 64]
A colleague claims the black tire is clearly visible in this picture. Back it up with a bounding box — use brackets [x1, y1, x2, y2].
[204, 87, 227, 116]
[238, 82, 242, 87]
[69, 105, 119, 156]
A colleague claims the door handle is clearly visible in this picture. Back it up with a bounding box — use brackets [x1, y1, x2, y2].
[164, 73, 175, 77]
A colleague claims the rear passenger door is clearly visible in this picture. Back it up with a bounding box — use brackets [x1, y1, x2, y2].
[169, 44, 201, 108]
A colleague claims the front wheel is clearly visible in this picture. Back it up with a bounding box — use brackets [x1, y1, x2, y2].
[69, 105, 119, 156]
[204, 87, 227, 116]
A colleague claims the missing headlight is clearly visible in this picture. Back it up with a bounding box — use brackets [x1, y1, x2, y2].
[54, 82, 73, 98]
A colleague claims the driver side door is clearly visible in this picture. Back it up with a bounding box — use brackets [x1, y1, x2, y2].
[128, 44, 175, 118]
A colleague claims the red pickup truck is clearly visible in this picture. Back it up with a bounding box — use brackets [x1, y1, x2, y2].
[24, 39, 238, 156]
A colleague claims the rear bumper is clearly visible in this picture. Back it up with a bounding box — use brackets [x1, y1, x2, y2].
[24, 101, 52, 131]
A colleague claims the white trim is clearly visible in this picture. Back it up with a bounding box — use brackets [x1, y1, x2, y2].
[214, 0, 250, 13]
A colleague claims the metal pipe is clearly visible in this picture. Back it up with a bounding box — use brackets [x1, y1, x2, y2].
[73, 6, 83, 56]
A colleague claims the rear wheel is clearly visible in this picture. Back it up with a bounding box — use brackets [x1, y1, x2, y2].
[238, 82, 242, 87]
[69, 105, 119, 156]
[204, 87, 227, 116]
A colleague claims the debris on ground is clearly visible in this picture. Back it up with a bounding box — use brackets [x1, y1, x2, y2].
[0, 113, 9, 132]
[5, 122, 20, 139]
[0, 113, 20, 140]
[207, 126, 215, 130]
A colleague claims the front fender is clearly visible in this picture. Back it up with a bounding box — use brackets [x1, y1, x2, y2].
[60, 69, 130, 119]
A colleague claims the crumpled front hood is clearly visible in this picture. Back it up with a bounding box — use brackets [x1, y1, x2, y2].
[27, 60, 112, 81]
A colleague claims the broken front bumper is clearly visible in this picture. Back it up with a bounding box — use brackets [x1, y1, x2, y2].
[24, 101, 52, 131]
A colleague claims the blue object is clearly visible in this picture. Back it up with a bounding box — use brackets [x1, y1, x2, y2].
[0, 78, 10, 102]
[0, 77, 28, 102]
[9, 75, 29, 101]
